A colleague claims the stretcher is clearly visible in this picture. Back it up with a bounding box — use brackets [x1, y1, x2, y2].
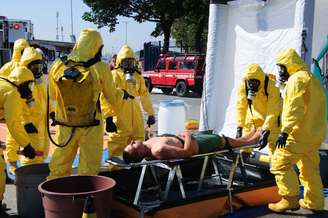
[107, 144, 260, 216]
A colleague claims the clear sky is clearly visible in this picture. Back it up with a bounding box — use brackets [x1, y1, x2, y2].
[0, 0, 160, 55]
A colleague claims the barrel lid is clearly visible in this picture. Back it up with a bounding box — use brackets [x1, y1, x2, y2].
[160, 99, 185, 107]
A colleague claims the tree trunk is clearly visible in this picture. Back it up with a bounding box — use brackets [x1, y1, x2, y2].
[162, 22, 172, 54]
[194, 16, 206, 53]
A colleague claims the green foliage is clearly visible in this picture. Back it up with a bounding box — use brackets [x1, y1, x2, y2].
[172, 0, 209, 53]
[82, 0, 186, 53]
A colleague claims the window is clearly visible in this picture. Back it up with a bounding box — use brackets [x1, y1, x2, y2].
[0, 49, 11, 67]
[180, 61, 195, 70]
[168, 61, 177, 70]
[157, 61, 166, 70]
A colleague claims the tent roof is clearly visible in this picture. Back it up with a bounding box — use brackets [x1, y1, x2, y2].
[210, 0, 266, 4]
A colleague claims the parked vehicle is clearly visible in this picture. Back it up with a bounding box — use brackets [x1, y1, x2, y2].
[142, 54, 205, 96]
[0, 16, 73, 68]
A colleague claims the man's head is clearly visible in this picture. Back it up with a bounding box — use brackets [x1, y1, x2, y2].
[116, 45, 135, 66]
[123, 141, 149, 163]
[68, 28, 103, 63]
[275, 48, 307, 77]
[18, 47, 43, 85]
[121, 58, 136, 71]
[275, 48, 307, 89]
[12, 39, 30, 62]
[35, 48, 48, 76]
[121, 58, 136, 82]
[8, 66, 35, 107]
[243, 64, 265, 101]
[116, 45, 136, 80]
[275, 64, 289, 89]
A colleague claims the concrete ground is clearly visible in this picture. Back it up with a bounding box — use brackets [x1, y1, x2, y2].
[0, 89, 201, 216]
[1, 89, 327, 217]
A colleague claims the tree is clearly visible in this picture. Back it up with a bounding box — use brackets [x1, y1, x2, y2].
[172, 0, 209, 53]
[82, 0, 186, 53]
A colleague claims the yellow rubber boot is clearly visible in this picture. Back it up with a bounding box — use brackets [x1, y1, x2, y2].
[299, 199, 324, 214]
[268, 196, 299, 213]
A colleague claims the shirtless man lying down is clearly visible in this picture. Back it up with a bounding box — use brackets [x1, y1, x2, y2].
[123, 129, 260, 163]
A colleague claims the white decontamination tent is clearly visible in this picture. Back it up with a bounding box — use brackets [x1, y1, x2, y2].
[200, 0, 328, 149]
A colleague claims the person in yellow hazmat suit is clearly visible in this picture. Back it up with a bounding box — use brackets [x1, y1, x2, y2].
[268, 48, 326, 213]
[101, 45, 155, 163]
[47, 29, 134, 180]
[5, 47, 49, 175]
[0, 38, 30, 174]
[0, 62, 37, 213]
[0, 38, 29, 78]
[235, 64, 282, 156]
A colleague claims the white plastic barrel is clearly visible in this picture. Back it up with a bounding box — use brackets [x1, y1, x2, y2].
[158, 99, 186, 135]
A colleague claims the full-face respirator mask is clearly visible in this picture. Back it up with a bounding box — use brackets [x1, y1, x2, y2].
[120, 58, 136, 83]
[28, 59, 43, 84]
[275, 64, 289, 91]
[246, 79, 260, 101]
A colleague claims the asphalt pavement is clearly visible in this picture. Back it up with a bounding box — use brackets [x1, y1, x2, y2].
[2, 89, 328, 217]
[2, 88, 202, 217]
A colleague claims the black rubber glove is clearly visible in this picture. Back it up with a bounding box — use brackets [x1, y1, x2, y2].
[222, 135, 233, 152]
[106, 117, 117, 133]
[22, 144, 36, 159]
[122, 90, 135, 100]
[146, 115, 155, 127]
[258, 130, 270, 150]
[50, 112, 56, 126]
[276, 132, 288, 149]
[24, 123, 38, 134]
[236, 127, 243, 138]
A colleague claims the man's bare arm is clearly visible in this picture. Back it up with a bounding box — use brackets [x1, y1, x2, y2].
[239, 127, 257, 140]
[182, 131, 193, 152]
[227, 129, 261, 147]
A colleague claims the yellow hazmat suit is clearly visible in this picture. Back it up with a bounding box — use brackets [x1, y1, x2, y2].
[101, 45, 155, 158]
[5, 48, 47, 166]
[270, 48, 326, 211]
[48, 29, 124, 180]
[0, 66, 34, 203]
[236, 64, 282, 155]
[0, 39, 29, 78]
[0, 39, 30, 171]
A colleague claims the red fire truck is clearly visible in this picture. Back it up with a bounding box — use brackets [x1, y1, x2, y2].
[142, 54, 205, 96]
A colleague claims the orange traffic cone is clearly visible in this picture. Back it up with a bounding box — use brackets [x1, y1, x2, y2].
[82, 196, 97, 218]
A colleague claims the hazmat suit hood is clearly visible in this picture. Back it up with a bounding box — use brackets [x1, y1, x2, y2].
[11, 39, 30, 62]
[116, 45, 135, 66]
[8, 47, 41, 85]
[68, 28, 103, 63]
[19, 47, 42, 67]
[276, 48, 308, 76]
[8, 66, 34, 86]
[243, 64, 266, 90]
